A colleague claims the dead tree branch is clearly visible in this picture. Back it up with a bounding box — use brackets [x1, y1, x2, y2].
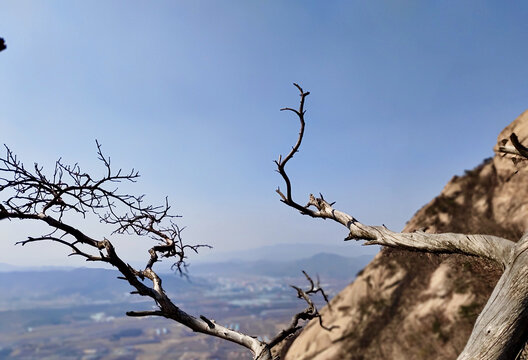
[276, 84, 514, 267]
[275, 83, 318, 216]
[0, 140, 338, 360]
[499, 133, 528, 158]
[0, 143, 270, 359]
[276, 84, 528, 359]
[268, 271, 337, 349]
[301, 270, 331, 307]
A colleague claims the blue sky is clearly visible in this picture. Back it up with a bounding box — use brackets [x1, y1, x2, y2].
[1, 2, 528, 266]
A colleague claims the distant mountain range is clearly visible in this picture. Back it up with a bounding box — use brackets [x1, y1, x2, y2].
[190, 252, 373, 280]
[0, 262, 80, 272]
[0, 267, 209, 312]
[194, 242, 379, 263]
[0, 242, 378, 274]
[0, 251, 373, 311]
[0, 251, 372, 280]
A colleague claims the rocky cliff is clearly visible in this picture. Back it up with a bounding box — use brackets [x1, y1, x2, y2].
[284, 110, 528, 360]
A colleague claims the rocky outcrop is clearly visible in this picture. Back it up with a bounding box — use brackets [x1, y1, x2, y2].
[284, 110, 528, 360]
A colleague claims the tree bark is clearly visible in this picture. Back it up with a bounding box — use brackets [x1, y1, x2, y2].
[457, 235, 528, 359]
[301, 194, 528, 359]
[275, 84, 528, 359]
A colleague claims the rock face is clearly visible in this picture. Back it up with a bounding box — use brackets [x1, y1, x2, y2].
[284, 110, 528, 360]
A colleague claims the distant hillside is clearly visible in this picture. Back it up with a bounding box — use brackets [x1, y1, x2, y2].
[191, 253, 373, 280]
[194, 242, 379, 263]
[0, 268, 209, 311]
[0, 263, 20, 272]
[0, 252, 372, 312]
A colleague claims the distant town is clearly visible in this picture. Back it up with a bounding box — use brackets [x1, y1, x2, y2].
[0, 252, 370, 359]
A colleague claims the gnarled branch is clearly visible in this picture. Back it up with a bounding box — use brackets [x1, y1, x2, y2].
[276, 85, 528, 359]
[275, 83, 316, 217]
[0, 143, 270, 360]
[268, 271, 337, 349]
[1, 140, 341, 360]
[498, 133, 528, 159]
[276, 85, 515, 267]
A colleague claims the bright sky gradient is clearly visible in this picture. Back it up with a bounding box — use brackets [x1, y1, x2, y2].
[1, 2, 528, 266]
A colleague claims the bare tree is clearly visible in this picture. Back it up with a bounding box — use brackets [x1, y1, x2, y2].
[275, 83, 528, 360]
[0, 141, 333, 360]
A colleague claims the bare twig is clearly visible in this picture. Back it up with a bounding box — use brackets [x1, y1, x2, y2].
[268, 271, 337, 349]
[0, 143, 269, 360]
[275, 83, 317, 216]
[302, 270, 331, 308]
[276, 86, 515, 267]
[126, 310, 164, 317]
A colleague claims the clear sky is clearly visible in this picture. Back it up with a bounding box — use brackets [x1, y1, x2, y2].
[1, 1, 528, 267]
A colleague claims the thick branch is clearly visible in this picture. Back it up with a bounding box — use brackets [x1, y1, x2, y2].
[276, 86, 515, 267]
[456, 234, 528, 359]
[275, 86, 528, 359]
[306, 194, 514, 266]
[498, 134, 528, 157]
[509, 133, 528, 158]
[2, 212, 102, 248]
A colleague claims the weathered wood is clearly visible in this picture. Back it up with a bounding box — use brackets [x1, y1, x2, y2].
[306, 194, 515, 267]
[305, 194, 528, 359]
[275, 84, 528, 359]
[457, 234, 528, 359]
